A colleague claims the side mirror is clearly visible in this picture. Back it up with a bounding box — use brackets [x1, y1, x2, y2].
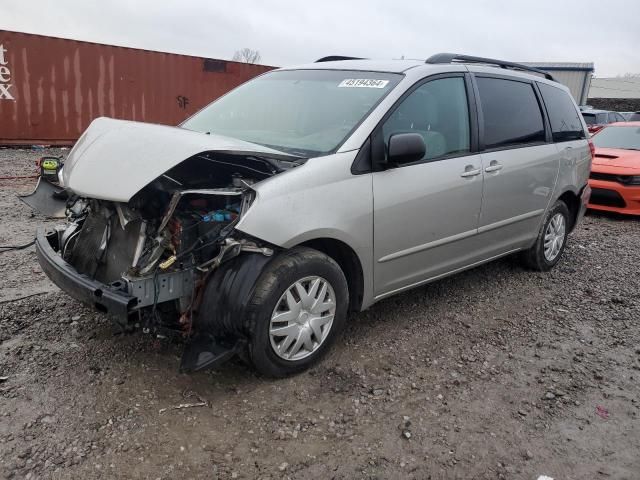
[387, 133, 426, 165]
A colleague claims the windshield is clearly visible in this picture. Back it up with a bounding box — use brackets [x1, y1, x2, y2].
[181, 70, 402, 156]
[592, 125, 640, 150]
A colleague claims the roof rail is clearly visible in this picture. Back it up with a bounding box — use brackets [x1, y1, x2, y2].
[426, 53, 555, 81]
[315, 56, 365, 63]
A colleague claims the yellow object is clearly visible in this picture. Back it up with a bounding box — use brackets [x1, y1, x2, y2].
[159, 255, 177, 270]
[42, 159, 59, 170]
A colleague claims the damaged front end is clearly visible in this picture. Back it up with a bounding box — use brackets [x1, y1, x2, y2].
[36, 149, 293, 372]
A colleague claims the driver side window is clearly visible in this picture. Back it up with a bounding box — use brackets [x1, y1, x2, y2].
[382, 77, 471, 162]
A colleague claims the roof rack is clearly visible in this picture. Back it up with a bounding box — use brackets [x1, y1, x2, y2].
[425, 53, 555, 81]
[315, 56, 365, 63]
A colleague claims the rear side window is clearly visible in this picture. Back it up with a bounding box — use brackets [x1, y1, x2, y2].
[538, 83, 586, 142]
[476, 77, 545, 149]
[582, 113, 596, 125]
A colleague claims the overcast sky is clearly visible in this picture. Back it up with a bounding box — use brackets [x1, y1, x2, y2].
[2, 0, 638, 76]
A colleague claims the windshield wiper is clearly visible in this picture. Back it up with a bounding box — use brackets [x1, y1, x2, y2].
[197, 130, 312, 160]
[253, 142, 316, 159]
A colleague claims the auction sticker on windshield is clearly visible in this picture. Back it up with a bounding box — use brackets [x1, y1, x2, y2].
[338, 79, 390, 88]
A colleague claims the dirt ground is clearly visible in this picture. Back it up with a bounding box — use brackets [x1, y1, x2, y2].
[1, 147, 639, 480]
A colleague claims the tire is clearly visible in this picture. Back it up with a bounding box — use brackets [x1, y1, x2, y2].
[245, 247, 349, 377]
[521, 200, 570, 271]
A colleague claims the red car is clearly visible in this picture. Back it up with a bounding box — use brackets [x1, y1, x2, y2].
[588, 122, 640, 215]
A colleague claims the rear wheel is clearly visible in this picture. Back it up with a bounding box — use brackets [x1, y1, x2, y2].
[246, 247, 348, 377]
[521, 200, 569, 271]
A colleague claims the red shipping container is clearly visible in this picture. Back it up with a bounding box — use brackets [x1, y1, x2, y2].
[0, 30, 274, 145]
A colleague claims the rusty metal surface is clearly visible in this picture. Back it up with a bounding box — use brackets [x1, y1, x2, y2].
[0, 31, 274, 145]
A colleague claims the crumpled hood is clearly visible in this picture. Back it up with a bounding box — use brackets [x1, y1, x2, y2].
[592, 147, 640, 170]
[63, 117, 285, 202]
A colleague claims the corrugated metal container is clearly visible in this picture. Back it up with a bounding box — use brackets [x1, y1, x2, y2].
[0, 30, 274, 145]
[522, 62, 594, 106]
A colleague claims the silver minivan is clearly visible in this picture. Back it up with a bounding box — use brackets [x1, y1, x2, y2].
[36, 54, 592, 376]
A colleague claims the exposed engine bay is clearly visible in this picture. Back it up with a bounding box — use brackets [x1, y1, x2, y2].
[44, 151, 299, 370]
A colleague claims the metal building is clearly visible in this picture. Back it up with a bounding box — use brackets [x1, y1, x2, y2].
[586, 76, 640, 112]
[589, 77, 640, 99]
[522, 62, 594, 105]
[0, 31, 273, 145]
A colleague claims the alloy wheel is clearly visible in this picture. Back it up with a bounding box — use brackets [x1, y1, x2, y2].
[544, 213, 566, 262]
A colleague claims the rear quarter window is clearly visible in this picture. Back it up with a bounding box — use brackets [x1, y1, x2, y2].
[476, 77, 546, 149]
[537, 83, 586, 142]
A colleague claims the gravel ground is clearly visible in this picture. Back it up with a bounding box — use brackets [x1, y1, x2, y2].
[1, 147, 639, 480]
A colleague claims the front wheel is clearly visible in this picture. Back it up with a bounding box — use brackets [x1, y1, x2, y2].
[521, 200, 570, 271]
[245, 247, 348, 377]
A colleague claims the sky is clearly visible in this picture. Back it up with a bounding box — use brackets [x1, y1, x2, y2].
[2, 0, 639, 77]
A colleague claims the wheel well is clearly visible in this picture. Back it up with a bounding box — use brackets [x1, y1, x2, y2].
[558, 190, 580, 231]
[299, 238, 364, 313]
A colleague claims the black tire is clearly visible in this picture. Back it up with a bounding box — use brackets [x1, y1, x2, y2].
[245, 247, 348, 377]
[521, 200, 570, 271]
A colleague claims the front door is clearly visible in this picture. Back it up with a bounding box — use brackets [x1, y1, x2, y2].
[372, 75, 485, 298]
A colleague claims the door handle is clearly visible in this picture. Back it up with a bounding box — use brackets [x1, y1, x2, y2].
[485, 161, 503, 173]
[460, 166, 481, 178]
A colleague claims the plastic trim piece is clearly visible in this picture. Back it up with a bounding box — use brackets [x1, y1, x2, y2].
[180, 253, 274, 372]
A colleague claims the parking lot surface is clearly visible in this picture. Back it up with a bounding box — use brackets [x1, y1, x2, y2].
[1, 148, 639, 479]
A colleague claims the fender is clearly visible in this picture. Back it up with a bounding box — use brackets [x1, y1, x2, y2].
[180, 253, 274, 372]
